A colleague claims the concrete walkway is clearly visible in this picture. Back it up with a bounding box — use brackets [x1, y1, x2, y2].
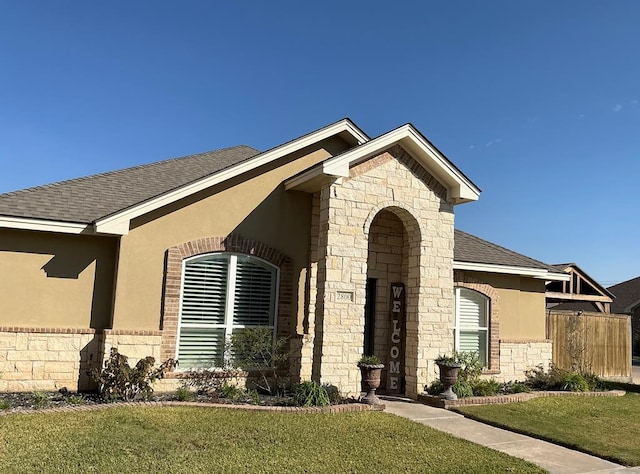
[382, 398, 639, 474]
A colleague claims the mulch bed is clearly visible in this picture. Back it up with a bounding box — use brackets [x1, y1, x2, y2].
[0, 390, 376, 416]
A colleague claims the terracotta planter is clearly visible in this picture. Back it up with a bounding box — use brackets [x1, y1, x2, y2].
[437, 362, 461, 400]
[359, 364, 384, 405]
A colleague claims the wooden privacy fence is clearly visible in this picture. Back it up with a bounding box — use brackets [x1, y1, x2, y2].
[547, 310, 631, 379]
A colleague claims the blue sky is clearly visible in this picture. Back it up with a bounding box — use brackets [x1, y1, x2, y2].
[1, 1, 638, 285]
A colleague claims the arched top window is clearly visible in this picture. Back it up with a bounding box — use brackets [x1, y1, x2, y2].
[177, 253, 279, 369]
[454, 287, 489, 367]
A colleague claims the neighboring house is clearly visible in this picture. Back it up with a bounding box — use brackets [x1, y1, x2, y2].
[0, 118, 568, 398]
[608, 276, 640, 353]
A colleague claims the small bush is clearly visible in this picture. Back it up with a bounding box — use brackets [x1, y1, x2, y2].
[175, 387, 193, 402]
[0, 399, 9, 410]
[32, 391, 48, 408]
[524, 363, 603, 392]
[323, 384, 342, 404]
[230, 328, 289, 396]
[66, 395, 87, 405]
[472, 379, 501, 397]
[501, 381, 530, 394]
[88, 348, 176, 402]
[560, 372, 589, 392]
[453, 380, 474, 398]
[292, 381, 330, 407]
[219, 383, 245, 401]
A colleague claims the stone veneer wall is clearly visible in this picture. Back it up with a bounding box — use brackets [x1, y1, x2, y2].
[311, 145, 455, 398]
[496, 339, 552, 382]
[0, 328, 101, 392]
[0, 328, 169, 392]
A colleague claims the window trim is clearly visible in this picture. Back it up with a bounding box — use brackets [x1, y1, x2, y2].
[175, 252, 280, 368]
[454, 287, 489, 366]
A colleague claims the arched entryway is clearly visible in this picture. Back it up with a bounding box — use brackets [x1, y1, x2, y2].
[364, 207, 422, 396]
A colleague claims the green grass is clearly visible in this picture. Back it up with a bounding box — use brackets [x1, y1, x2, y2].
[455, 393, 640, 466]
[0, 406, 544, 473]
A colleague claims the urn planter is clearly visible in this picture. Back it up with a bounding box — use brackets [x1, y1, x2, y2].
[359, 364, 385, 405]
[436, 362, 461, 400]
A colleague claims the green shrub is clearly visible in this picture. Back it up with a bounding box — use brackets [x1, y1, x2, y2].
[0, 399, 9, 410]
[230, 328, 289, 395]
[453, 380, 474, 398]
[525, 363, 602, 392]
[501, 381, 530, 394]
[560, 372, 589, 392]
[219, 383, 245, 401]
[88, 348, 176, 402]
[454, 351, 483, 382]
[292, 381, 330, 407]
[323, 384, 342, 404]
[358, 355, 381, 367]
[66, 395, 87, 405]
[32, 391, 48, 409]
[175, 387, 193, 401]
[472, 379, 501, 397]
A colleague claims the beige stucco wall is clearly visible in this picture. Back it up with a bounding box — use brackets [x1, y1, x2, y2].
[463, 271, 547, 340]
[0, 228, 117, 329]
[111, 137, 353, 332]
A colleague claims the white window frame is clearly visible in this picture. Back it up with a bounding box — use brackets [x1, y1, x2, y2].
[175, 252, 279, 368]
[454, 287, 489, 366]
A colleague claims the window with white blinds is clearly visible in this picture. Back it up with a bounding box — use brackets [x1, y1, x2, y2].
[176, 253, 278, 369]
[454, 287, 489, 366]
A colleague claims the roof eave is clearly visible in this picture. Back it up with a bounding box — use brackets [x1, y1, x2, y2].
[286, 124, 481, 203]
[0, 216, 94, 235]
[454, 261, 571, 281]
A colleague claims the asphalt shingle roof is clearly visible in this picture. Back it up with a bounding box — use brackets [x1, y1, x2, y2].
[0, 146, 260, 224]
[0, 141, 560, 275]
[454, 229, 563, 273]
[609, 276, 640, 313]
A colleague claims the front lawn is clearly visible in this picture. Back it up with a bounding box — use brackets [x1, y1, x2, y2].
[0, 406, 544, 473]
[455, 393, 640, 466]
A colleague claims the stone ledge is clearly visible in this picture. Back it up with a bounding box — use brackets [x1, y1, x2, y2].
[0, 400, 380, 417]
[418, 390, 626, 409]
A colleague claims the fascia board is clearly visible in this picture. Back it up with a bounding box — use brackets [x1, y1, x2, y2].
[454, 261, 571, 281]
[94, 119, 368, 235]
[0, 216, 92, 235]
[322, 125, 480, 203]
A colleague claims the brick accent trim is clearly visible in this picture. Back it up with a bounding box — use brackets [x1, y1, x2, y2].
[453, 270, 500, 371]
[0, 327, 97, 334]
[500, 338, 552, 344]
[160, 233, 294, 362]
[103, 329, 163, 336]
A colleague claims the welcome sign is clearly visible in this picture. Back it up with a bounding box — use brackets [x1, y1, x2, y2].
[387, 282, 405, 394]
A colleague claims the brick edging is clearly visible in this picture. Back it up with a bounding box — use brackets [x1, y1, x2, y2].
[0, 400, 377, 417]
[418, 390, 626, 409]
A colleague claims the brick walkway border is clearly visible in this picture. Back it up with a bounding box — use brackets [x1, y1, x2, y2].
[418, 390, 626, 409]
[0, 400, 378, 417]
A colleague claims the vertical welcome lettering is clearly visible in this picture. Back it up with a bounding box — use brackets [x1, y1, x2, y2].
[388, 282, 405, 394]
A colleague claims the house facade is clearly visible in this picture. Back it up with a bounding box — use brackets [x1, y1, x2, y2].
[0, 119, 568, 397]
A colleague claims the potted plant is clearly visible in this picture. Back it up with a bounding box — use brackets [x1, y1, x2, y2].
[435, 354, 461, 400]
[358, 355, 384, 405]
